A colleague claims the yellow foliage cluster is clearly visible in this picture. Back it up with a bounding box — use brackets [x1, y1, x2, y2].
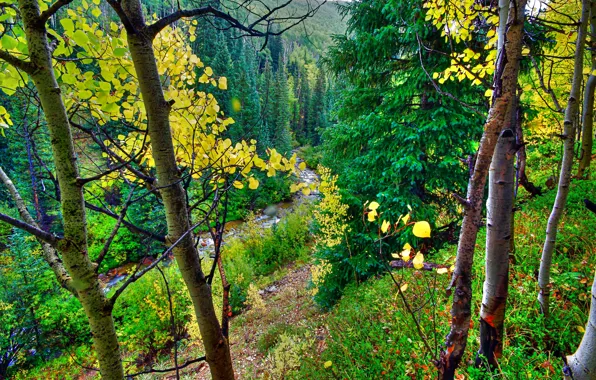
[246, 283, 266, 314]
[424, 0, 499, 88]
[313, 166, 350, 248]
[0, 1, 302, 191]
[263, 333, 314, 379]
[309, 260, 332, 296]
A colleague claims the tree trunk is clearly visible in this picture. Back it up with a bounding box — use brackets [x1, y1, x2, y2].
[118, 2, 235, 378]
[439, 1, 526, 378]
[476, 129, 515, 368]
[537, 0, 590, 317]
[566, 270, 596, 379]
[577, 0, 596, 179]
[17, 1, 124, 378]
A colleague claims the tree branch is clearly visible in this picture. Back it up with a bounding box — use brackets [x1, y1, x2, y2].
[0, 166, 75, 293]
[0, 49, 35, 74]
[39, 0, 74, 23]
[105, 0, 137, 34]
[95, 189, 135, 270]
[125, 356, 206, 377]
[0, 212, 60, 246]
[85, 201, 166, 243]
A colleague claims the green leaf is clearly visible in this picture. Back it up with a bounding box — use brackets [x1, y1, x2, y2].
[72, 30, 89, 46]
[60, 18, 74, 34]
[113, 47, 127, 57]
[1, 35, 17, 50]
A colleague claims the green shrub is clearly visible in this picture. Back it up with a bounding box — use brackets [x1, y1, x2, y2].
[110, 265, 193, 361]
[221, 202, 314, 312]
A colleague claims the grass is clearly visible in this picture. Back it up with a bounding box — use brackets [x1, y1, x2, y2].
[292, 177, 596, 379]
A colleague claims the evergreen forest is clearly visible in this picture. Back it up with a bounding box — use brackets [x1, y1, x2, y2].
[1, 0, 596, 379]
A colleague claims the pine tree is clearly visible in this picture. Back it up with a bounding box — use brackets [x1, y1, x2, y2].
[310, 67, 327, 145]
[211, 31, 233, 115]
[229, 38, 262, 143]
[272, 61, 293, 154]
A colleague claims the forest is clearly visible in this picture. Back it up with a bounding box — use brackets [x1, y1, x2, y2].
[0, 0, 595, 379]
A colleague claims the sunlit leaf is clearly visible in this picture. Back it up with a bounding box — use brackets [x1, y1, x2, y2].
[412, 221, 431, 238]
[367, 209, 377, 222]
[381, 220, 390, 233]
[413, 252, 424, 269]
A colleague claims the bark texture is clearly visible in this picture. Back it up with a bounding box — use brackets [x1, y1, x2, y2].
[117, 2, 234, 378]
[476, 129, 515, 368]
[439, 1, 526, 378]
[15, 1, 124, 378]
[566, 270, 596, 379]
[578, 0, 596, 179]
[537, 0, 589, 317]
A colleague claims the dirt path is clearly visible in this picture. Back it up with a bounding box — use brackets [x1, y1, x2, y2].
[187, 263, 325, 379]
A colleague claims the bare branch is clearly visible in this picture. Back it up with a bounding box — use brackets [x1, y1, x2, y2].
[76, 159, 138, 186]
[146, 1, 326, 41]
[95, 189, 135, 270]
[85, 201, 166, 243]
[125, 356, 206, 377]
[0, 212, 60, 246]
[109, 195, 221, 305]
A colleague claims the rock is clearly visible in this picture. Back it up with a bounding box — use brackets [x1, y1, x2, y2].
[263, 205, 278, 217]
[265, 285, 278, 293]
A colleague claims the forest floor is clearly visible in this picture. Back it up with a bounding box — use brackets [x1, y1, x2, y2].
[179, 262, 326, 379]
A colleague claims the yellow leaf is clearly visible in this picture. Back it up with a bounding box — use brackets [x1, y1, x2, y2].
[403, 243, 412, 251]
[248, 177, 259, 190]
[402, 214, 410, 224]
[233, 180, 244, 189]
[484, 89, 494, 98]
[400, 283, 408, 292]
[449, 265, 455, 272]
[368, 209, 377, 222]
[401, 249, 410, 262]
[218, 76, 227, 90]
[299, 162, 306, 170]
[412, 221, 431, 238]
[577, 325, 586, 333]
[368, 201, 379, 211]
[204, 66, 213, 76]
[437, 268, 449, 274]
[302, 187, 311, 196]
[324, 361, 333, 369]
[413, 252, 424, 269]
[391, 252, 400, 259]
[381, 220, 390, 233]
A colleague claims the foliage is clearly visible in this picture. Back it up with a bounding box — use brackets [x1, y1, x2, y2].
[0, 229, 89, 378]
[323, 0, 484, 242]
[222, 202, 314, 312]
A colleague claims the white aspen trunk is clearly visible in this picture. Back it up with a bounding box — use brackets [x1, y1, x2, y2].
[537, 0, 590, 317]
[116, 2, 235, 378]
[578, 0, 596, 178]
[439, 1, 527, 378]
[15, 1, 125, 378]
[566, 270, 596, 379]
[477, 128, 515, 367]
